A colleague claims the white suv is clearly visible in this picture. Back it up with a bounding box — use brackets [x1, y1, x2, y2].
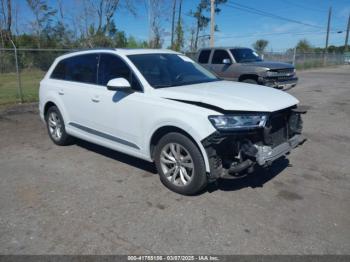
[39, 49, 306, 195]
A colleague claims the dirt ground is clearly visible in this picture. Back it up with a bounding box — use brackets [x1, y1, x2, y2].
[0, 66, 349, 254]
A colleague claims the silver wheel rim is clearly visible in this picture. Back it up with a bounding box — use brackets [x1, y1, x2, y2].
[48, 112, 63, 141]
[160, 143, 194, 186]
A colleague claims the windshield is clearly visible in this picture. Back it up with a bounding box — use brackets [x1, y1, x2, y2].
[127, 53, 219, 88]
[230, 48, 262, 63]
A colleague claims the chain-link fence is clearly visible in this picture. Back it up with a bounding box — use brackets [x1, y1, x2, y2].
[0, 48, 74, 105]
[187, 50, 346, 69]
[0, 48, 348, 105]
[264, 51, 345, 69]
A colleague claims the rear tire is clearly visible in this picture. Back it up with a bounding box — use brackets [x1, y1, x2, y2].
[45, 106, 73, 146]
[154, 132, 207, 195]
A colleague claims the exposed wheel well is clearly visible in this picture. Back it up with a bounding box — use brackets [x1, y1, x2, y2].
[150, 126, 202, 160]
[238, 74, 259, 82]
[44, 101, 56, 118]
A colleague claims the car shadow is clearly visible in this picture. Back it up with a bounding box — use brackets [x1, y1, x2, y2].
[74, 139, 158, 174]
[206, 157, 290, 193]
[74, 138, 289, 194]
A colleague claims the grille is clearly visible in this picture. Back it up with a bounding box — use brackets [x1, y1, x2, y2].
[276, 75, 295, 81]
[273, 68, 295, 74]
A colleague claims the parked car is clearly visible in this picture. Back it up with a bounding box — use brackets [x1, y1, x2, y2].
[196, 47, 298, 90]
[39, 48, 306, 195]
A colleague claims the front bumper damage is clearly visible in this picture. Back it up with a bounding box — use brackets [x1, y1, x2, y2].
[255, 134, 305, 166]
[202, 106, 307, 180]
[259, 76, 298, 90]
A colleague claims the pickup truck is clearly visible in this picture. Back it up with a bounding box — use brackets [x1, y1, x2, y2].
[196, 47, 298, 90]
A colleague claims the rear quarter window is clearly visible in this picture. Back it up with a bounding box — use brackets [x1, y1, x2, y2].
[51, 60, 67, 80]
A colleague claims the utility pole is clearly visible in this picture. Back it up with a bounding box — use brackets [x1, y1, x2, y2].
[170, 0, 177, 49]
[324, 7, 332, 65]
[210, 0, 215, 47]
[148, 0, 152, 47]
[345, 13, 350, 52]
[325, 7, 332, 52]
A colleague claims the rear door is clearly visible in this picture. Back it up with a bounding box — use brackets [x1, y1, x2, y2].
[197, 49, 212, 70]
[50, 53, 99, 127]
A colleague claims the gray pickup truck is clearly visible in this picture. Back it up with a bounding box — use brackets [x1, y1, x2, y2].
[196, 47, 298, 90]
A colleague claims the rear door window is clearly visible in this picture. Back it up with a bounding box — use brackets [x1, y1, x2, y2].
[51, 54, 99, 84]
[198, 50, 211, 64]
[211, 50, 230, 64]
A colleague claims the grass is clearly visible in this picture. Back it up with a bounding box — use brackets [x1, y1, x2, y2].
[0, 69, 45, 105]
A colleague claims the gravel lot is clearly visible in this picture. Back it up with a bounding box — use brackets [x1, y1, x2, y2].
[0, 66, 349, 255]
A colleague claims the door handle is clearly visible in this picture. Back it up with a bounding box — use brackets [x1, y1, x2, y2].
[58, 89, 64, 95]
[91, 97, 100, 103]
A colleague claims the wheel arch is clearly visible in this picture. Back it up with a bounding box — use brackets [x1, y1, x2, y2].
[238, 74, 259, 82]
[42, 99, 69, 127]
[149, 125, 211, 173]
[44, 101, 57, 118]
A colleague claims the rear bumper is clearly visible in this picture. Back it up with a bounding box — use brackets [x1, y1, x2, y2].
[261, 77, 298, 90]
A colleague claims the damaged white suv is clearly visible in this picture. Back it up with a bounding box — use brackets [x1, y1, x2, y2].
[39, 49, 306, 195]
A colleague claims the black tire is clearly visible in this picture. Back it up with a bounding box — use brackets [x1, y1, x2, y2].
[242, 79, 258, 84]
[45, 106, 73, 146]
[154, 132, 207, 195]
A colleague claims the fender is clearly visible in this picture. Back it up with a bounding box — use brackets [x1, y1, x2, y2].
[145, 120, 213, 173]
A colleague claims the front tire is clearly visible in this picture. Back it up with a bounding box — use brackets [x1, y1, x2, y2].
[46, 106, 73, 146]
[154, 132, 207, 195]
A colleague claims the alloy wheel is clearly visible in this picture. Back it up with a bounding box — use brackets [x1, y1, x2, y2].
[48, 112, 63, 141]
[160, 143, 194, 186]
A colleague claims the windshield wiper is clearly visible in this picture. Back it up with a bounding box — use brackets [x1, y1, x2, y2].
[152, 84, 173, 88]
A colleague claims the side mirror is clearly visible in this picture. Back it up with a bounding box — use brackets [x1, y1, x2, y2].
[106, 78, 131, 91]
[222, 58, 232, 64]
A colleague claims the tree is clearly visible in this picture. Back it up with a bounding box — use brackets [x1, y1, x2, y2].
[190, 0, 227, 50]
[90, 0, 136, 35]
[296, 39, 312, 53]
[170, 0, 176, 48]
[0, 0, 13, 42]
[148, 0, 169, 48]
[26, 0, 57, 48]
[253, 39, 269, 55]
[173, 0, 184, 51]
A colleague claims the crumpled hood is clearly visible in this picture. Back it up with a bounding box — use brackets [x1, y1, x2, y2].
[153, 80, 299, 112]
[243, 61, 294, 70]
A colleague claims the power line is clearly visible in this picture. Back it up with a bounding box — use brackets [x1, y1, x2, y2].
[226, 1, 324, 29]
[283, 0, 328, 13]
[216, 29, 343, 40]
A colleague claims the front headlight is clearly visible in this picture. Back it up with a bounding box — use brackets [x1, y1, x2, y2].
[208, 114, 268, 131]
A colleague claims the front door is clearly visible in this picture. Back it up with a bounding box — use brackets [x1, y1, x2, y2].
[210, 49, 236, 80]
[87, 53, 145, 151]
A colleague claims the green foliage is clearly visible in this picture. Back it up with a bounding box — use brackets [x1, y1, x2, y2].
[0, 69, 45, 105]
[296, 39, 313, 52]
[127, 36, 148, 48]
[253, 39, 269, 54]
[174, 20, 184, 51]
